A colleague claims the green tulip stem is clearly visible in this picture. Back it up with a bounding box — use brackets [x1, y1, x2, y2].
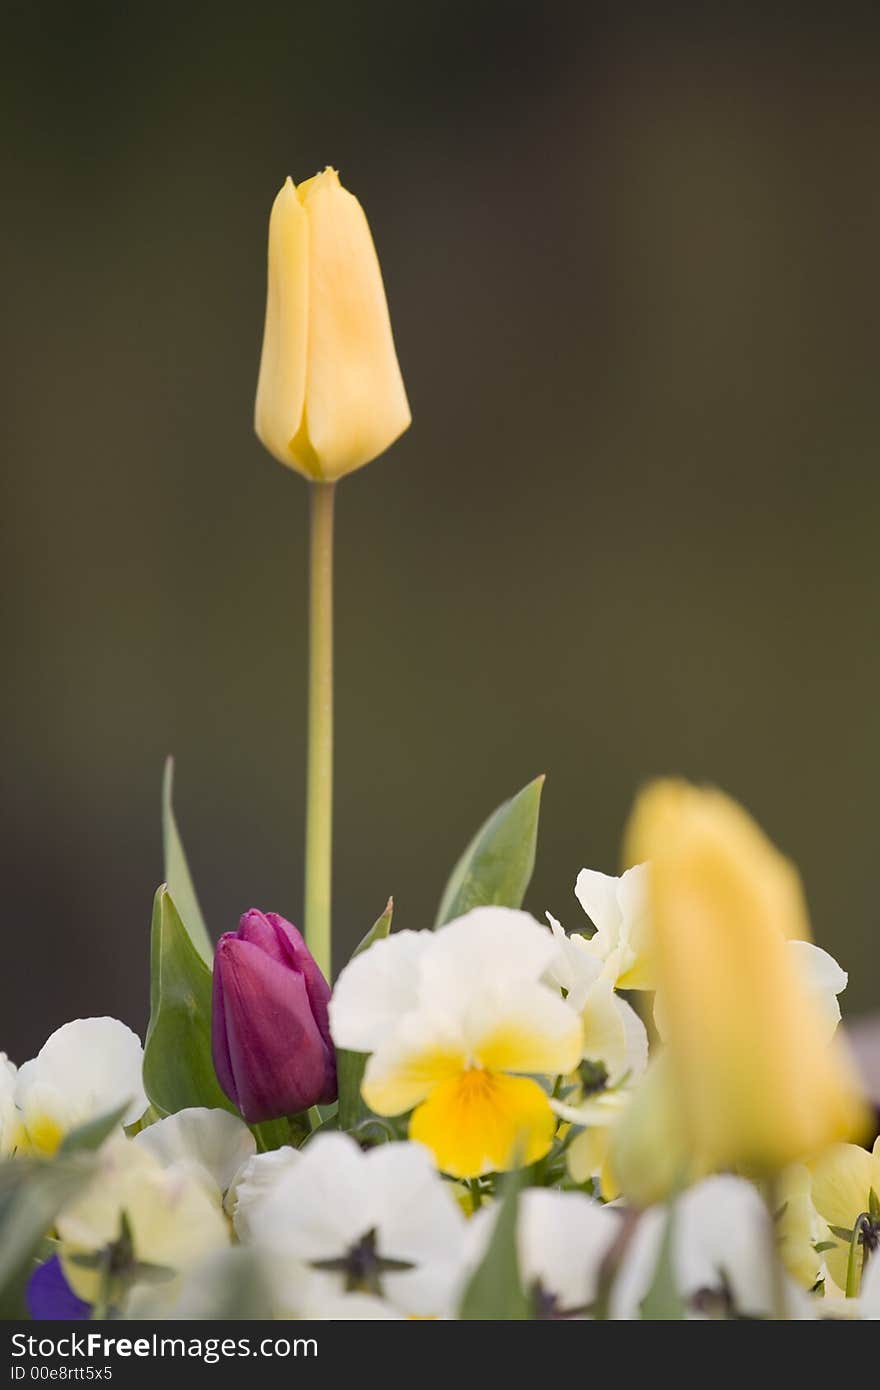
[304, 480, 336, 980]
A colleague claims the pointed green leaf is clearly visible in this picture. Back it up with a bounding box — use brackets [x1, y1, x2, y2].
[143, 885, 236, 1117]
[435, 776, 544, 927]
[337, 900, 394, 1132]
[60, 1103, 130, 1155]
[459, 1163, 531, 1319]
[162, 757, 213, 964]
[0, 1156, 96, 1317]
[640, 1201, 686, 1319]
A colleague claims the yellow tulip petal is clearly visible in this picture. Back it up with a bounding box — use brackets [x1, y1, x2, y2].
[409, 1071, 555, 1179]
[623, 781, 868, 1172]
[296, 169, 410, 480]
[254, 179, 310, 472]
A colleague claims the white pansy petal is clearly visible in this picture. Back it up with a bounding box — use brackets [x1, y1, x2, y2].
[362, 1010, 467, 1115]
[543, 915, 604, 1005]
[229, 1147, 303, 1238]
[58, 1137, 229, 1289]
[126, 1248, 273, 1320]
[16, 1018, 147, 1146]
[574, 869, 622, 939]
[861, 1250, 880, 1318]
[608, 1209, 664, 1319]
[787, 942, 846, 1044]
[134, 1108, 256, 1195]
[617, 862, 649, 922]
[551, 1088, 631, 1129]
[305, 1292, 404, 1320]
[329, 930, 430, 1053]
[674, 1176, 770, 1314]
[578, 979, 628, 1077]
[364, 1142, 467, 1317]
[615, 997, 649, 1083]
[249, 1133, 376, 1261]
[0, 1055, 21, 1156]
[470, 982, 584, 1077]
[419, 909, 560, 1012]
[519, 1189, 619, 1311]
[787, 941, 847, 997]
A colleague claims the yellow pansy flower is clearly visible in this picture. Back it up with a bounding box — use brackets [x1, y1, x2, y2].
[329, 909, 583, 1179]
[809, 1137, 880, 1293]
[14, 1018, 147, 1154]
[776, 1163, 838, 1294]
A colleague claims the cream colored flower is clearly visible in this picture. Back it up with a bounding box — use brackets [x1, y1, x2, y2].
[329, 909, 582, 1179]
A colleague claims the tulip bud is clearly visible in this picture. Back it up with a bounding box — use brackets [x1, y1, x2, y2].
[623, 780, 867, 1175]
[254, 168, 411, 481]
[212, 910, 337, 1123]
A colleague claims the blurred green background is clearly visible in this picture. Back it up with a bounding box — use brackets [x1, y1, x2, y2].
[3, 5, 879, 1060]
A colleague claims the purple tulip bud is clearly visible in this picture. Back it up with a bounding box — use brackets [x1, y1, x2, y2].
[212, 909, 337, 1123]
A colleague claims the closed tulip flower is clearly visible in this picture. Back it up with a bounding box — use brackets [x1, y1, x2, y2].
[623, 780, 867, 1176]
[212, 910, 337, 1123]
[254, 168, 411, 481]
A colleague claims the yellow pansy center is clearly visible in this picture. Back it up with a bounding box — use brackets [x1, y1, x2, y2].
[409, 1065, 555, 1179]
[26, 1113, 64, 1155]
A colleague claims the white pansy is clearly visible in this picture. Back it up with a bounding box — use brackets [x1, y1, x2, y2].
[461, 1188, 619, 1318]
[0, 1054, 25, 1156]
[246, 1133, 467, 1318]
[15, 1018, 147, 1153]
[610, 1175, 811, 1319]
[329, 909, 582, 1178]
[229, 1146, 303, 1239]
[57, 1135, 231, 1304]
[569, 863, 653, 990]
[134, 1107, 255, 1198]
[305, 1292, 405, 1320]
[545, 913, 648, 1084]
[518, 1189, 619, 1317]
[125, 1248, 273, 1320]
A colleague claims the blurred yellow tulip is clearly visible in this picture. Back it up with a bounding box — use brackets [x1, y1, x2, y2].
[255, 168, 411, 481]
[622, 780, 867, 1176]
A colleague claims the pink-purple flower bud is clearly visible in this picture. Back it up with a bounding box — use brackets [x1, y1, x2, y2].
[212, 909, 337, 1122]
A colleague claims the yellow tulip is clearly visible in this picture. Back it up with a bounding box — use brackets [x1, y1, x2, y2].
[623, 780, 867, 1176]
[254, 168, 411, 481]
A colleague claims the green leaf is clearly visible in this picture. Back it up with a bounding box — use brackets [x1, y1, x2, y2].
[0, 1156, 96, 1318]
[459, 1163, 531, 1319]
[336, 900, 393, 1133]
[60, 1103, 130, 1155]
[640, 1201, 686, 1320]
[143, 885, 236, 1117]
[162, 757, 213, 965]
[435, 776, 544, 927]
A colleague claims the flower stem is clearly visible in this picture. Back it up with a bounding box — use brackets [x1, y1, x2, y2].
[765, 1179, 788, 1319]
[304, 480, 335, 981]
